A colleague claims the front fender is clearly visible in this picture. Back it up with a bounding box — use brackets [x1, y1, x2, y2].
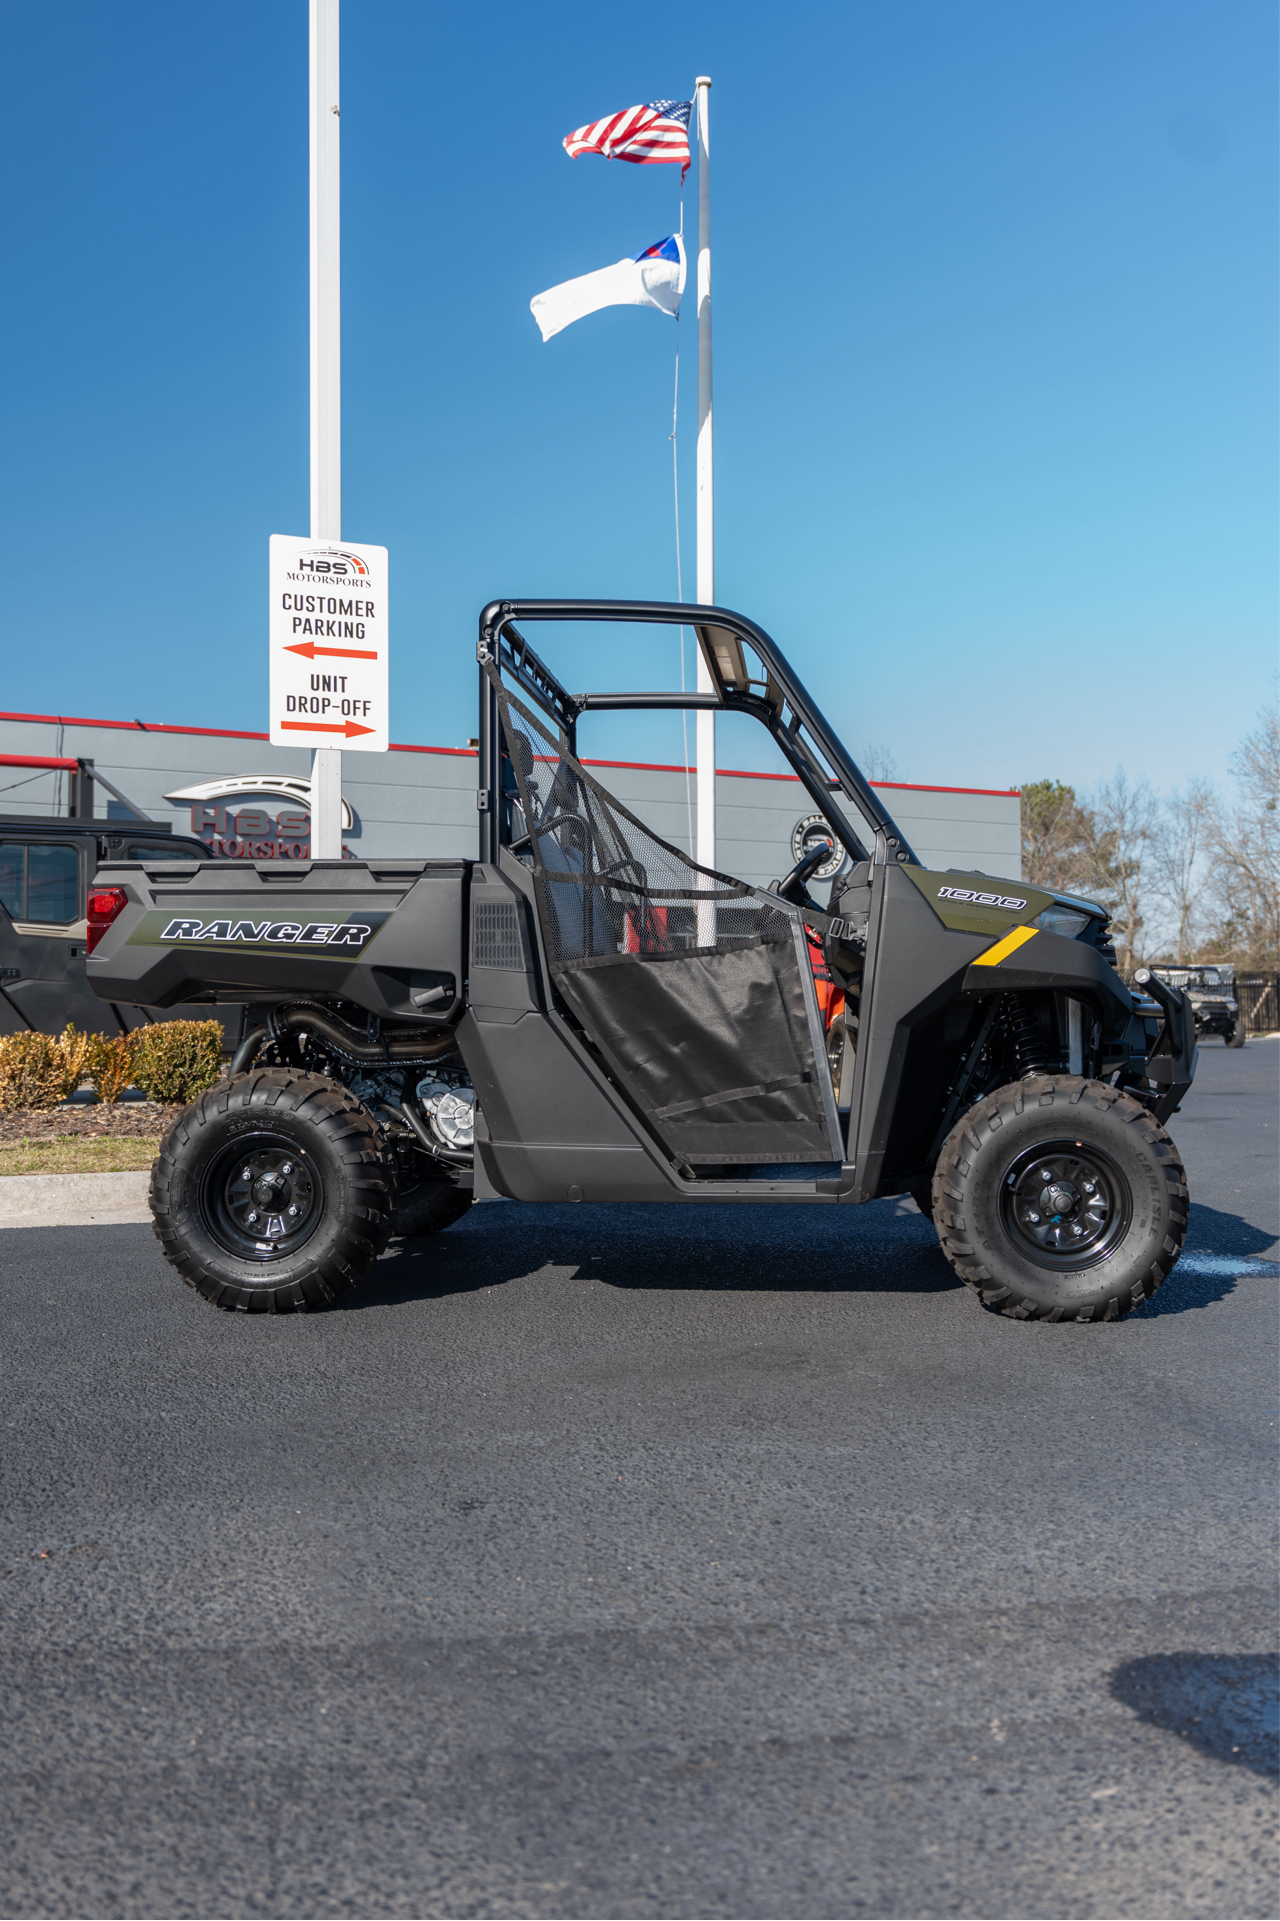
[960, 928, 1132, 1026]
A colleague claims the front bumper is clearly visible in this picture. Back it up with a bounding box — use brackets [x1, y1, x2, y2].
[1132, 971, 1198, 1123]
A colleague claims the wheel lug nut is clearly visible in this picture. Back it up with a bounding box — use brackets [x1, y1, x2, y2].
[1026, 1210, 1040, 1223]
[242, 1168, 252, 1181]
[287, 1204, 298, 1217]
[282, 1163, 293, 1175]
[247, 1210, 258, 1224]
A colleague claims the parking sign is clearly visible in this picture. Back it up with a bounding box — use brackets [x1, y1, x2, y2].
[269, 535, 389, 751]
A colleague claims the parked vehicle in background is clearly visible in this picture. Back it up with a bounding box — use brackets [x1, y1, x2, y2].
[0, 815, 241, 1043]
[1149, 963, 1245, 1048]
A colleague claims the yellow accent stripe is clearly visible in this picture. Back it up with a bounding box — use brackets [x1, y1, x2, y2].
[972, 925, 1039, 967]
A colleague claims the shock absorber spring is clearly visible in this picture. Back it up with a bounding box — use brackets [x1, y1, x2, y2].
[1007, 994, 1050, 1078]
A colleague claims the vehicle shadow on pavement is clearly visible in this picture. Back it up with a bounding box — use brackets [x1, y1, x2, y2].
[347, 1199, 960, 1308]
[1130, 1202, 1277, 1319]
[1109, 1652, 1280, 1776]
[349, 1196, 1275, 1314]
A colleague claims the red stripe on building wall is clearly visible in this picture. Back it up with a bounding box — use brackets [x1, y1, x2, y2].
[387, 741, 479, 758]
[568, 756, 1019, 796]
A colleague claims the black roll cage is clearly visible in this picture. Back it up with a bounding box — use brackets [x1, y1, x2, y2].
[476, 599, 917, 874]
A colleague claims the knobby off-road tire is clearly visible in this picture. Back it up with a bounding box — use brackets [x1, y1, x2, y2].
[931, 1075, 1188, 1321]
[150, 1069, 398, 1311]
[1226, 1021, 1247, 1049]
[392, 1179, 473, 1238]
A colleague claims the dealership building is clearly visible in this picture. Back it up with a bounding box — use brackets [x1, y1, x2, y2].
[0, 706, 1022, 886]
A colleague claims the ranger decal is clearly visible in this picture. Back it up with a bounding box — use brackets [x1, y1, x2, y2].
[126, 908, 392, 954]
[159, 917, 378, 948]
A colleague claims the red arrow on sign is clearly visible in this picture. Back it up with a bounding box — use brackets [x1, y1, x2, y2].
[285, 641, 379, 661]
[279, 719, 376, 739]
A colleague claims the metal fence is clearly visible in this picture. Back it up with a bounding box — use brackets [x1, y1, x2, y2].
[1237, 974, 1280, 1035]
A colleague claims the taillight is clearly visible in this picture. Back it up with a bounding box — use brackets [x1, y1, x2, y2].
[86, 888, 129, 953]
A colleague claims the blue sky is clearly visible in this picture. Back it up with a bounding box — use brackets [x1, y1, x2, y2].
[1, 0, 1274, 795]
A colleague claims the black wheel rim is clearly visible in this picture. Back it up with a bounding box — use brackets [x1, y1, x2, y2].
[201, 1132, 325, 1263]
[999, 1137, 1131, 1271]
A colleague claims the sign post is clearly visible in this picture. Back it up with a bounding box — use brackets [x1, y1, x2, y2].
[270, 537, 389, 773]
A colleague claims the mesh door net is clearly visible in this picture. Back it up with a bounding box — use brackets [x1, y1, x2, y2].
[493, 675, 839, 1166]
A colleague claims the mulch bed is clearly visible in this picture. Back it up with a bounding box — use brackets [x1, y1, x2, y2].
[0, 1102, 185, 1145]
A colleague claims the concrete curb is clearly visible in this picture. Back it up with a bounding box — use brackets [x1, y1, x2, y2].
[0, 1170, 152, 1229]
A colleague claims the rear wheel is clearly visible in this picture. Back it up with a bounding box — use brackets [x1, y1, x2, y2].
[150, 1069, 398, 1311]
[931, 1075, 1187, 1321]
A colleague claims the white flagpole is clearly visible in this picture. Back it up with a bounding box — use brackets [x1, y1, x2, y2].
[694, 74, 715, 903]
[309, 0, 343, 860]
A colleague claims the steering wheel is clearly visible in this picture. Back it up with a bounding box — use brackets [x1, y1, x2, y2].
[773, 844, 827, 912]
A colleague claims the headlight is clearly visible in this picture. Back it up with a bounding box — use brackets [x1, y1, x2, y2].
[1226, 999, 1238, 1012]
[1035, 904, 1090, 939]
[415, 1079, 475, 1148]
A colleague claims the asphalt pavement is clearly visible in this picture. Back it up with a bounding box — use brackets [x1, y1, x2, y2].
[2, 1041, 1277, 1919]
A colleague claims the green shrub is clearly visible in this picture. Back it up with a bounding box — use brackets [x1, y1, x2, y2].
[58, 1023, 95, 1096]
[0, 1027, 88, 1112]
[84, 1031, 136, 1105]
[0, 1032, 65, 1111]
[130, 1020, 224, 1106]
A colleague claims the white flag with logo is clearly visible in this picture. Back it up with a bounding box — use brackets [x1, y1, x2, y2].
[530, 233, 686, 342]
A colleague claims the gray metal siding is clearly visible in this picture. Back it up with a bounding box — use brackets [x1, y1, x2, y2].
[0, 715, 1021, 881]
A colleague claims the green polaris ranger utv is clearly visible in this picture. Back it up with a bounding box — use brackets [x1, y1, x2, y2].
[86, 601, 1196, 1322]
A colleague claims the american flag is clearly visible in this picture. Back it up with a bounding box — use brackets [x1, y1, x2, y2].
[563, 99, 692, 172]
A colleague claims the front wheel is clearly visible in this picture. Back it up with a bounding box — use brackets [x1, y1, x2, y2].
[931, 1076, 1188, 1321]
[1226, 1021, 1247, 1049]
[150, 1069, 398, 1311]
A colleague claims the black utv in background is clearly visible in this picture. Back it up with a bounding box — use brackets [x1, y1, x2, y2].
[0, 814, 241, 1041]
[1149, 963, 1246, 1048]
[87, 601, 1197, 1325]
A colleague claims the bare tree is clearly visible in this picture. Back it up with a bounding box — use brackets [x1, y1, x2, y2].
[863, 743, 900, 782]
[1206, 704, 1280, 968]
[1147, 778, 1216, 961]
[1086, 768, 1159, 970]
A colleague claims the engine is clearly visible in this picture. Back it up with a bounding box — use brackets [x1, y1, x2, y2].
[241, 998, 475, 1173]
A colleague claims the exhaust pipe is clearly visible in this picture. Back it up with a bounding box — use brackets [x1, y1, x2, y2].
[231, 1002, 459, 1076]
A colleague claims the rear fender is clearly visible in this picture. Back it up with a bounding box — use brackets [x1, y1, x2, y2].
[86, 858, 468, 1020]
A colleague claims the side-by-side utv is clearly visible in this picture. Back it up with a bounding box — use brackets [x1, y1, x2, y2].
[1150, 963, 1246, 1048]
[86, 601, 1196, 1321]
